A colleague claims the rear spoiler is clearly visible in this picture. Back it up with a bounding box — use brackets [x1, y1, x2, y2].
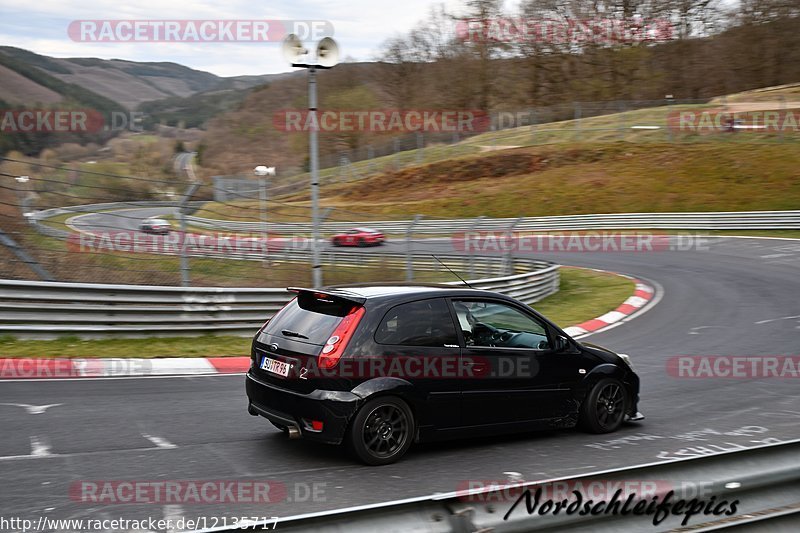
[287, 287, 367, 306]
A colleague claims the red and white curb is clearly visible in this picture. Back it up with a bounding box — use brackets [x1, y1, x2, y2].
[0, 276, 659, 380]
[562, 279, 656, 339]
[0, 357, 251, 380]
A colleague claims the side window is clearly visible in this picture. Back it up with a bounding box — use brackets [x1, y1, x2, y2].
[452, 299, 550, 350]
[375, 299, 458, 347]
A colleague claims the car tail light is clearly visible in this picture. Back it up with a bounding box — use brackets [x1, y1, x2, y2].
[301, 418, 324, 432]
[318, 306, 365, 369]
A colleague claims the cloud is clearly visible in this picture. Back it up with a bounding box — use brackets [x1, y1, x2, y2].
[0, 0, 467, 76]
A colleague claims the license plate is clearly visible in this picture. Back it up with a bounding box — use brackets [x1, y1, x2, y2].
[260, 356, 291, 377]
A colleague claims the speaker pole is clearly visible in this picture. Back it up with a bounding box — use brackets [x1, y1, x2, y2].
[308, 65, 322, 288]
[282, 33, 338, 288]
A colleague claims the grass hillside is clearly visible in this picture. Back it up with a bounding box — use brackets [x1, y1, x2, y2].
[0, 64, 62, 106]
[195, 141, 800, 221]
[192, 81, 800, 221]
[0, 49, 122, 114]
[218, 93, 798, 203]
[0, 46, 279, 111]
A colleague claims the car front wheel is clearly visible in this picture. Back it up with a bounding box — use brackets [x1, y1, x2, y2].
[579, 378, 627, 433]
[347, 396, 414, 465]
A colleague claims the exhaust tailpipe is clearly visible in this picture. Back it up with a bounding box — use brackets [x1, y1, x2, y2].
[287, 426, 301, 439]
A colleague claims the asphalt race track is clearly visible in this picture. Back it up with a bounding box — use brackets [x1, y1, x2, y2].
[3, 211, 800, 529]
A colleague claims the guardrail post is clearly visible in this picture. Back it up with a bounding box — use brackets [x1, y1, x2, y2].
[259, 177, 269, 266]
[666, 95, 673, 142]
[179, 182, 201, 287]
[0, 228, 54, 281]
[406, 214, 423, 282]
[467, 215, 485, 279]
[503, 217, 523, 275]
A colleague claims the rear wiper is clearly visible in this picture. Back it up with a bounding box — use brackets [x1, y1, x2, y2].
[281, 329, 309, 339]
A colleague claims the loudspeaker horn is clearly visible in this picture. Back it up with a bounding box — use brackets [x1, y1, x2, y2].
[316, 37, 339, 68]
[282, 34, 307, 64]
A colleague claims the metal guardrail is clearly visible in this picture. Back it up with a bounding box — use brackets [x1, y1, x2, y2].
[28, 203, 800, 242]
[0, 258, 558, 339]
[185, 210, 800, 234]
[30, 202, 800, 235]
[212, 439, 800, 532]
[54, 233, 530, 277]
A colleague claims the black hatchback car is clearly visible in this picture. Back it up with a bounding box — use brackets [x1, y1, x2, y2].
[246, 285, 643, 465]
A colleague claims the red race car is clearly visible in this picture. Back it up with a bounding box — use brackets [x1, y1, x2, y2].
[331, 227, 385, 247]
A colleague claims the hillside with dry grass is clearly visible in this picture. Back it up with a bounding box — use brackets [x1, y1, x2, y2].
[196, 141, 800, 221]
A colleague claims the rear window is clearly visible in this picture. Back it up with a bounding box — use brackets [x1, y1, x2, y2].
[262, 294, 355, 345]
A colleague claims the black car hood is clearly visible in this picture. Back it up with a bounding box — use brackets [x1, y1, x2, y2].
[579, 342, 620, 363]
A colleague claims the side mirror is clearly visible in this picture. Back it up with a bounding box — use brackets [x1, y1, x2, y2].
[554, 335, 570, 352]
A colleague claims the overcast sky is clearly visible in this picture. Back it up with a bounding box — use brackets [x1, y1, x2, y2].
[0, 0, 477, 77]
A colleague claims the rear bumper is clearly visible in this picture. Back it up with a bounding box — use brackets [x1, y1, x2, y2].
[245, 371, 361, 445]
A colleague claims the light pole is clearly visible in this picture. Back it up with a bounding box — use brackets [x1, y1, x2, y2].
[282, 34, 339, 288]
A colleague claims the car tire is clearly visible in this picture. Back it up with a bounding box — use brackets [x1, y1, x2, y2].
[357, 238, 366, 247]
[346, 396, 415, 465]
[578, 378, 627, 434]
